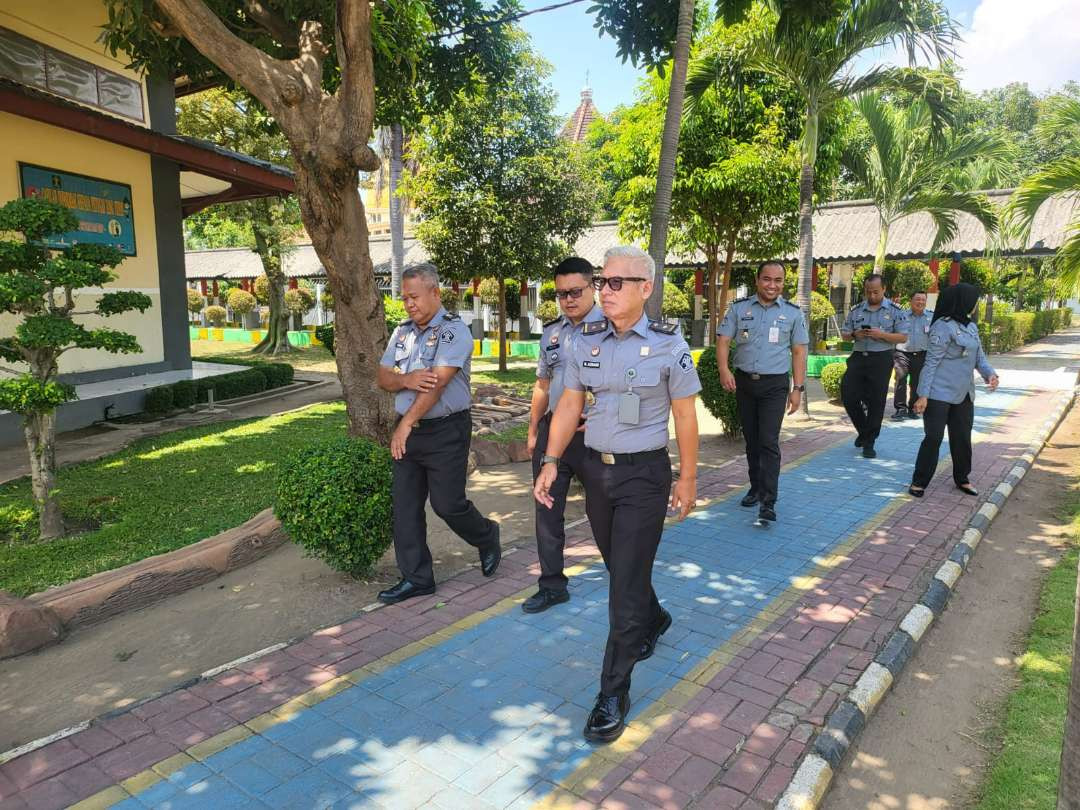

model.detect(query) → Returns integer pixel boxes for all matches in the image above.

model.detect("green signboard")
[18,163,136,255]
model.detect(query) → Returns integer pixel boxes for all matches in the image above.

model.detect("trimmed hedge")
[315,324,335,355]
[141,362,294,415]
[275,436,393,577]
[980,307,1073,353]
[821,361,846,400]
[695,345,742,438]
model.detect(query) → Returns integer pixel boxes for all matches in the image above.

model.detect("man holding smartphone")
[840,274,908,458]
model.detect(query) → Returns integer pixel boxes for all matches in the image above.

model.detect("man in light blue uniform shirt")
[891,290,932,421]
[522,256,606,615]
[840,274,909,458]
[534,245,700,744]
[716,261,809,522]
[376,263,501,605]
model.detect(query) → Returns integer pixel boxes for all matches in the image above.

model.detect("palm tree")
[690,0,959,410]
[1007,95,1080,810]
[374,124,421,300]
[845,92,1009,272]
[645,0,696,320]
[1009,96,1080,301]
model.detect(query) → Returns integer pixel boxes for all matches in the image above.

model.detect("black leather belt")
[735,370,787,381]
[417,410,468,425]
[588,447,668,466]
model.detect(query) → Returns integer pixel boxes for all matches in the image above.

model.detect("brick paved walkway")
[0,370,1072,810]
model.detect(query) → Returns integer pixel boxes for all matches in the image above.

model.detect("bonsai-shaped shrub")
[539,280,556,302]
[186,287,204,314]
[226,288,257,315]
[477,277,521,322]
[536,300,559,322]
[695,345,742,438]
[275,437,393,577]
[253,274,271,304]
[320,289,334,311]
[439,287,459,313]
[821,361,846,400]
[0,197,151,539]
[203,305,227,326]
[284,287,315,315]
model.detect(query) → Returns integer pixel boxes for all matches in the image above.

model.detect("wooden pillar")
[199,279,207,296]
[211,279,219,298]
[519,277,530,338]
[928,258,940,293]
[949,258,961,286]
[288,277,299,290]
[811,264,819,293]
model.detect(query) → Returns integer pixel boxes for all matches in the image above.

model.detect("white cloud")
[956,0,1080,92]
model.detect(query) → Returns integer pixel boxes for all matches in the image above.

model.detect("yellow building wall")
[0,3,164,376]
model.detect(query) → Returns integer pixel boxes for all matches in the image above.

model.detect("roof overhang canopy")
[0,79,294,218]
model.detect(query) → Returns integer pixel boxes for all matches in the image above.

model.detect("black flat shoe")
[480,523,501,577]
[638,609,672,661]
[957,483,978,496]
[862,444,877,459]
[740,491,760,508]
[908,485,924,498]
[758,505,777,522]
[377,579,435,604]
[521,588,569,614]
[584,692,629,743]
[854,435,864,448]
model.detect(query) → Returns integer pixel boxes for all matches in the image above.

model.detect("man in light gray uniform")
[523,256,606,614]
[534,246,700,744]
[376,263,501,605]
[891,290,932,421]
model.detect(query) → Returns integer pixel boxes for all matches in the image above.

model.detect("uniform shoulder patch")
[442,312,461,321]
[542,316,562,328]
[581,319,608,335]
[648,320,678,335]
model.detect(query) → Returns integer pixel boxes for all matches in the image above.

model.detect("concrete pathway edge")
[776,385,1079,810]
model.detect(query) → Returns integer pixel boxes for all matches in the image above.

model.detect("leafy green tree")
[176,88,302,355]
[104,0,516,442]
[693,0,960,410]
[662,282,691,318]
[844,92,1008,272]
[1008,95,1080,301]
[186,287,204,314]
[405,39,598,371]
[853,260,935,303]
[0,198,151,539]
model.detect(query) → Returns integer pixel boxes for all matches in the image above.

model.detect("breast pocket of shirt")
[419,341,439,367]
[393,346,411,371]
[630,365,665,400]
[943,335,966,359]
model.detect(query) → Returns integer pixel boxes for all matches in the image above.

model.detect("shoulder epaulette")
[942,316,953,322]
[398,317,412,327]
[542,316,562,328]
[581,319,608,335]
[732,295,751,304]
[443,312,461,321]
[648,320,678,335]
[782,299,802,310]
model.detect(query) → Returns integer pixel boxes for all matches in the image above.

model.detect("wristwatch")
[541,454,561,465]
[792,384,805,392]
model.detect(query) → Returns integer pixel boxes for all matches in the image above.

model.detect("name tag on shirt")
[768,327,780,344]
[618,392,640,424]
[924,325,929,333]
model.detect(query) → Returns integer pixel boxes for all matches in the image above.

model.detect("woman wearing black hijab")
[909,283,1000,497]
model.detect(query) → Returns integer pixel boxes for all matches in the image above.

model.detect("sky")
[521,0,1080,118]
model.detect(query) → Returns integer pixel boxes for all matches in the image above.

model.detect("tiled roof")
[560,87,600,143]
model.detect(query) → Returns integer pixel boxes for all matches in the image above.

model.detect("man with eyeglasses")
[534,245,701,743]
[523,256,606,614]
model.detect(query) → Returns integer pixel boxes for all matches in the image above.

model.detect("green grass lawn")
[191,340,339,374]
[975,496,1079,810]
[0,402,347,597]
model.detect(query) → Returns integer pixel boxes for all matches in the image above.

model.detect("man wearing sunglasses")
[534,245,701,743]
[523,256,606,615]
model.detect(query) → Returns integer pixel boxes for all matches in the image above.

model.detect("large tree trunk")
[705,245,719,346]
[1060,555,1080,809]
[25,410,63,540]
[644,0,695,320]
[251,218,292,356]
[294,164,395,442]
[796,156,816,417]
[716,237,737,333]
[389,122,405,300]
[497,276,508,373]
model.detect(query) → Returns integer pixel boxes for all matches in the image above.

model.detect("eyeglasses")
[554,287,586,300]
[591,276,648,292]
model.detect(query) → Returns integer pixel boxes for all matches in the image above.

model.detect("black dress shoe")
[908,485,925,498]
[854,435,864,448]
[740,491,760,508]
[758,505,777,522]
[478,522,501,577]
[957,483,979,496]
[521,588,569,614]
[862,444,877,459]
[890,409,907,421]
[638,608,672,661]
[907,410,921,420]
[377,579,435,604]
[584,692,629,743]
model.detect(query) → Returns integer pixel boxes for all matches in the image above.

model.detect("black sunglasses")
[592,276,648,292]
[554,287,586,300]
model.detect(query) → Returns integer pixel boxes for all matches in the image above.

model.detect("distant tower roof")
[561,80,600,143]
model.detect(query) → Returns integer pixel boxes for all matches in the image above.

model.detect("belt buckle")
[600,452,616,465]
[750,373,761,380]
[862,351,869,356]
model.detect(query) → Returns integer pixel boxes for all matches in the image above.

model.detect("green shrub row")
[821,361,847,400]
[978,307,1073,353]
[315,324,335,355]
[695,345,742,438]
[143,363,295,415]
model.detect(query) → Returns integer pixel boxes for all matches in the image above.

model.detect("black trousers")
[392,410,498,587]
[580,449,671,698]
[912,395,975,488]
[531,413,587,592]
[841,350,895,445]
[893,350,926,411]
[734,370,789,507]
